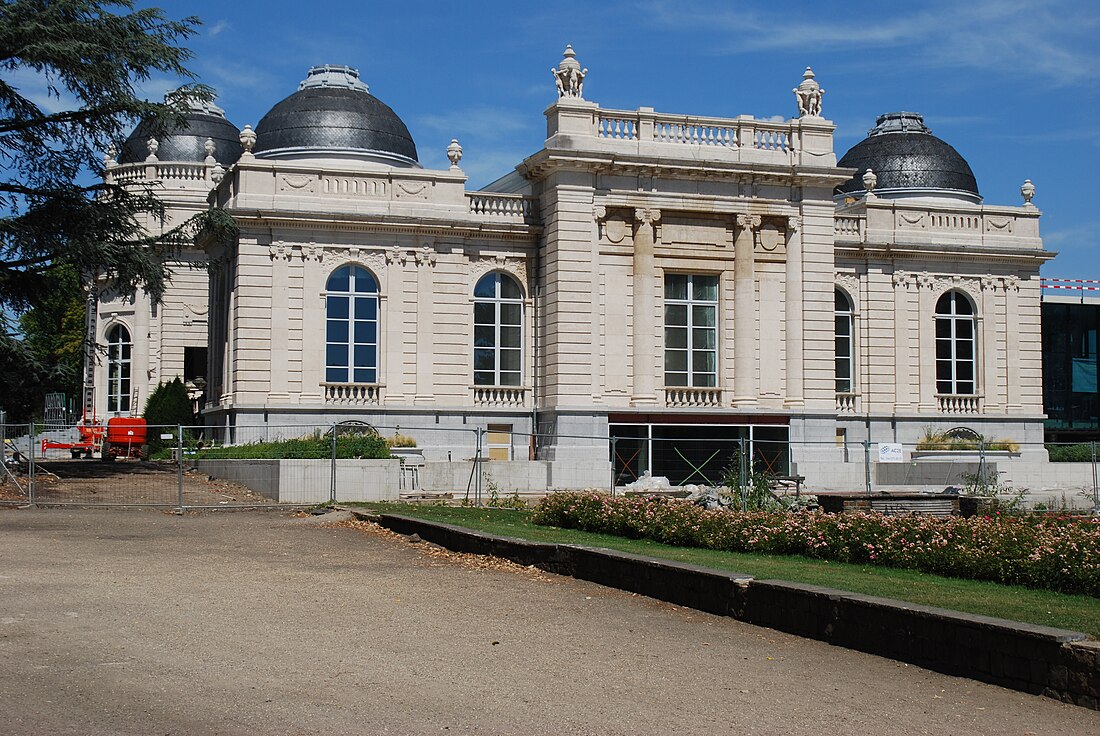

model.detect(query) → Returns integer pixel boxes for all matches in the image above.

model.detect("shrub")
[188,430,390,460]
[385,433,417,448]
[533,492,1100,597]
[1047,443,1097,463]
[143,377,194,451]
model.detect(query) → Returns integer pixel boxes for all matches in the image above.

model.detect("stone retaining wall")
[369,513,1100,710]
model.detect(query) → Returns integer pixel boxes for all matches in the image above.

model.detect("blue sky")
[128,0,1099,277]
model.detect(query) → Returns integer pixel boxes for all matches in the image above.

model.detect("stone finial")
[203,137,216,164]
[1021,179,1036,206]
[145,137,159,161]
[793,66,824,118]
[552,45,587,99]
[239,125,256,156]
[211,163,225,184]
[104,144,118,169]
[446,138,463,169]
[862,168,878,195]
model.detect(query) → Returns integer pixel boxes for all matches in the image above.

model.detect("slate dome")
[836,112,980,203]
[119,99,242,166]
[253,65,419,166]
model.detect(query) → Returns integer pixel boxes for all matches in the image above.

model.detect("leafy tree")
[143,376,193,450]
[0,0,237,421]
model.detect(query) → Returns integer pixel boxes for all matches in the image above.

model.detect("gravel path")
[0,508,1097,735]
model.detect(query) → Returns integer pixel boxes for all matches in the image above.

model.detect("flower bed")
[533,492,1100,597]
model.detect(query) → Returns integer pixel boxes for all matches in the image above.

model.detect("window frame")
[663,273,719,388]
[935,290,978,396]
[473,272,524,387]
[835,288,855,394]
[324,264,379,385]
[106,323,132,414]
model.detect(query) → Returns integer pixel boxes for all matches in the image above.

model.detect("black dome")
[836,112,979,200]
[254,65,418,165]
[120,105,242,166]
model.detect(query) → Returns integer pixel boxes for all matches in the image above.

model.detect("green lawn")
[349,503,1100,638]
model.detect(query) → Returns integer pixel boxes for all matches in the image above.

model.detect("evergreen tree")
[0,1,237,421]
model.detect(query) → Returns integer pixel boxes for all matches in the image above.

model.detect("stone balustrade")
[323,382,382,405]
[472,385,527,407]
[467,193,537,222]
[834,215,865,240]
[596,108,794,154]
[936,394,982,414]
[107,161,216,186]
[664,387,723,408]
[835,392,858,413]
[835,201,1042,249]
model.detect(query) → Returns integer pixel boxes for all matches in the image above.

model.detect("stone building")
[93,50,1052,490]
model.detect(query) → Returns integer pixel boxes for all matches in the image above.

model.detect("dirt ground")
[0,508,1097,736]
[0,459,274,507]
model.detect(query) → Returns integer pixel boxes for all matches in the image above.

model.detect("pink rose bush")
[532,492,1100,597]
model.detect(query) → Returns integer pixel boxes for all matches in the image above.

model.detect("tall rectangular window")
[664,274,718,387]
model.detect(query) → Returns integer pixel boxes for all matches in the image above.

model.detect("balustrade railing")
[108,161,212,185]
[835,393,858,413]
[595,109,793,153]
[664,387,723,408]
[834,215,865,239]
[323,383,382,405]
[936,394,982,414]
[472,386,527,407]
[467,193,537,222]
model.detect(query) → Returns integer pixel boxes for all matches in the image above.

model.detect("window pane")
[937,378,952,394]
[936,360,952,382]
[957,380,974,395]
[835,315,850,338]
[692,327,715,349]
[956,320,973,340]
[665,275,688,300]
[693,276,718,301]
[327,320,348,343]
[500,326,521,348]
[835,290,851,312]
[474,275,496,298]
[327,267,350,292]
[957,340,973,360]
[836,357,851,379]
[665,350,687,372]
[500,303,521,326]
[474,371,495,385]
[665,372,687,386]
[121,345,132,360]
[327,296,349,320]
[499,276,522,300]
[473,302,494,325]
[474,326,495,348]
[665,327,687,349]
[835,336,851,359]
[692,305,716,327]
[353,367,376,383]
[354,320,376,345]
[957,362,974,381]
[954,294,973,315]
[500,349,521,371]
[936,337,952,360]
[327,344,348,368]
[665,304,687,326]
[353,345,375,369]
[354,297,376,320]
[935,293,953,314]
[352,268,377,293]
[836,376,851,393]
[692,350,716,372]
[500,371,521,386]
[326,367,346,383]
[692,372,717,387]
[474,349,495,371]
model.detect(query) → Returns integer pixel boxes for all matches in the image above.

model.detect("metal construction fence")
[2,420,1099,511]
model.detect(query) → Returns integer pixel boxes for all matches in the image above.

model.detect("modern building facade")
[92,50,1053,489]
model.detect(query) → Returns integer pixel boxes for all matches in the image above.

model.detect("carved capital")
[1003,275,1020,292]
[593,205,607,222]
[634,208,661,225]
[892,269,911,289]
[735,213,761,232]
[917,272,936,290]
[385,244,408,266]
[980,275,999,292]
[415,246,437,267]
[786,215,801,233]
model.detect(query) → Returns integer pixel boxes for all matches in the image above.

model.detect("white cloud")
[642,0,1098,87]
[208,19,230,38]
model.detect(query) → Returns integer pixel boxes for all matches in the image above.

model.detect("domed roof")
[253,65,419,166]
[836,112,980,202]
[119,99,242,166]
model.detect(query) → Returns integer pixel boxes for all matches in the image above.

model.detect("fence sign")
[878,443,904,463]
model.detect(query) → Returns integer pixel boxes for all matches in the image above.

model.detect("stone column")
[980,277,1000,413]
[1004,277,1021,411]
[268,243,291,403]
[384,247,408,403]
[892,270,914,412]
[783,216,804,407]
[917,273,936,412]
[733,214,760,407]
[630,208,660,406]
[414,246,437,405]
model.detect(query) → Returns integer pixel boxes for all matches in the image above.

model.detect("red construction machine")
[101,417,148,461]
[40,419,105,459]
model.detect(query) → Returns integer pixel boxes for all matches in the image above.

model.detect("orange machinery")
[40,418,105,459]
[101,417,148,461]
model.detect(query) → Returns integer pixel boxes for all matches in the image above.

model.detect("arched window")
[473,273,523,386]
[106,324,132,414]
[936,291,977,395]
[835,289,854,394]
[326,265,378,384]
